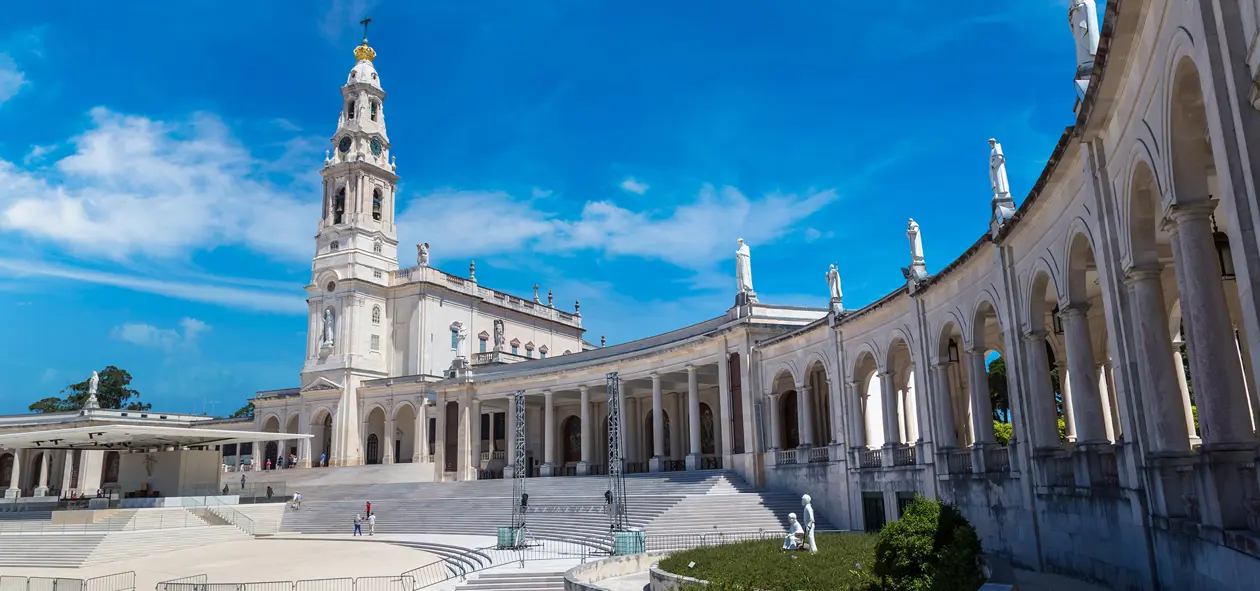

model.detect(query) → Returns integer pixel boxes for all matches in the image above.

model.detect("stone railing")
[893,445,917,466]
[424,454,434,463]
[986,446,1011,472]
[948,449,973,474]
[700,455,723,470]
[776,449,798,465]
[479,451,490,461]
[858,448,882,469]
[808,446,830,464]
[1044,455,1076,488]
[1091,448,1120,487]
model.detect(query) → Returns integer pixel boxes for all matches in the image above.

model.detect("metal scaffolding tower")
[507,389,531,547]
[606,372,629,532]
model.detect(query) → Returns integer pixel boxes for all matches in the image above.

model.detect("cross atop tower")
[360,15,372,43]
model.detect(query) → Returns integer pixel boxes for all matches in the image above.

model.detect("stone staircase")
[279,470,816,552]
[0,525,249,567]
[454,572,565,590]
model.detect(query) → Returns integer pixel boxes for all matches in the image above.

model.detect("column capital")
[876,371,893,378]
[933,361,952,369]
[1058,303,1089,317]
[964,348,984,357]
[1167,200,1218,222]
[685,364,696,373]
[1021,329,1047,342]
[1123,265,1163,284]
[579,384,589,393]
[795,383,809,393]
[649,372,660,380]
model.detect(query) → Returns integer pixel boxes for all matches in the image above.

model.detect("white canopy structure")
[0,425,311,451]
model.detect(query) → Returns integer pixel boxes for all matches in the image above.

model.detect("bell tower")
[302,20,397,467]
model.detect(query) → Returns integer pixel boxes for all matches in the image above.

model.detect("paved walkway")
[596,571,650,591]
[0,536,438,591]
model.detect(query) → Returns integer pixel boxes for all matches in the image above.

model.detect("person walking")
[368,512,376,536]
[320,452,327,467]
[353,513,362,536]
[240,473,246,490]
[266,486,274,501]
[292,491,302,510]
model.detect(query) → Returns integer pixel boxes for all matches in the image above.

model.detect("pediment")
[301,377,344,393]
[478,330,490,340]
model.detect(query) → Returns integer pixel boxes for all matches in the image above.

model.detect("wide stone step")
[456,573,565,591]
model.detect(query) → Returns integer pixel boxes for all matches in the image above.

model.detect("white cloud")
[320,0,377,43]
[22,144,54,165]
[0,258,305,314]
[619,177,649,195]
[0,53,26,106]
[398,185,837,273]
[0,107,319,261]
[111,317,211,351]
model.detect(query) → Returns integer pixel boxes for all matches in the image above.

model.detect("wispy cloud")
[319,0,377,44]
[22,144,54,165]
[0,107,320,261]
[619,177,650,195]
[397,185,838,274]
[0,258,305,314]
[0,53,26,107]
[112,317,211,351]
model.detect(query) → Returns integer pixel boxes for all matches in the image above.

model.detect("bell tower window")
[347,100,356,119]
[370,101,379,121]
[372,188,383,221]
[333,187,346,224]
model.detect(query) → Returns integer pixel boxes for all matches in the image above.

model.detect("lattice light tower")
[508,389,531,547]
[606,372,629,532]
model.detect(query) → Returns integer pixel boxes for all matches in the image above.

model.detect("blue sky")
[0,1,1093,415]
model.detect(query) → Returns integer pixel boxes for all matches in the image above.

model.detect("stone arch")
[561,414,582,464]
[937,318,969,447]
[394,402,417,463]
[1062,230,1123,442]
[364,405,387,464]
[851,348,882,448]
[802,355,832,447]
[884,327,917,369]
[765,362,800,395]
[1025,269,1066,448]
[260,414,281,434]
[0,453,12,489]
[770,370,799,450]
[886,335,918,444]
[968,293,1005,352]
[392,400,418,421]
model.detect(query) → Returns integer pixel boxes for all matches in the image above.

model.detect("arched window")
[372,305,381,325]
[373,240,382,254]
[330,240,340,252]
[370,100,379,121]
[347,100,356,119]
[333,188,346,224]
[372,188,383,221]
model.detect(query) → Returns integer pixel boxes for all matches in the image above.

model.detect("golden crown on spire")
[354,41,376,62]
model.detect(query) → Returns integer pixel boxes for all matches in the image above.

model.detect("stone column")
[896,389,908,444]
[717,355,734,465]
[880,372,901,446]
[933,363,958,448]
[1023,331,1060,449]
[626,396,639,464]
[61,451,76,493]
[1096,362,1116,442]
[470,398,481,473]
[686,366,701,470]
[541,391,555,476]
[1124,267,1193,451]
[434,399,447,477]
[504,395,517,478]
[5,449,21,498]
[413,404,428,463]
[383,415,396,465]
[457,395,471,480]
[1059,305,1109,444]
[848,381,866,448]
[34,452,50,497]
[650,374,664,472]
[578,386,591,475]
[1171,334,1199,443]
[670,392,683,462]
[1169,203,1254,445]
[966,351,995,444]
[798,384,814,448]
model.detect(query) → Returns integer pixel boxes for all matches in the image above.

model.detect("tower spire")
[354,16,377,62]
[360,15,372,44]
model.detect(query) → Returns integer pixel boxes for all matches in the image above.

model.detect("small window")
[370,334,380,352]
[540,351,547,359]
[480,340,487,353]
[370,101,379,121]
[451,329,459,350]
[373,269,382,278]
[373,241,382,254]
[526,350,533,358]
[372,188,383,221]
[347,101,356,119]
[326,282,336,292]
[372,306,381,325]
[511,346,519,355]
[563,350,571,355]
[330,240,340,252]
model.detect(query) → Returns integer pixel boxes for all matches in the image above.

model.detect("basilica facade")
[12,0,1254,588]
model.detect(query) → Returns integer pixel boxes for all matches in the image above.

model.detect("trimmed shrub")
[871,496,985,591]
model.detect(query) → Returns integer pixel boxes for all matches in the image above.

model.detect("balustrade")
[985,446,1011,473]
[858,448,882,469]
[777,449,798,465]
[807,446,830,464]
[700,456,723,470]
[893,445,917,466]
[1044,455,1076,487]
[947,450,973,474]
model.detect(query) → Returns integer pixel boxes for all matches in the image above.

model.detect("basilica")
[5,1,1260,589]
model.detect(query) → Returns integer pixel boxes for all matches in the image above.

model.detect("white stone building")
[6,2,1260,588]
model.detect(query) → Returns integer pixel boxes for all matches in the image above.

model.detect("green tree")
[987,356,1010,422]
[872,496,985,591]
[230,401,255,419]
[29,366,150,413]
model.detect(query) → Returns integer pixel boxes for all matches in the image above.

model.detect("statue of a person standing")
[735,238,754,294]
[907,219,924,262]
[493,319,505,351]
[802,494,818,554]
[417,242,430,267]
[321,309,335,347]
[84,371,101,410]
[988,138,1011,197]
[826,264,842,302]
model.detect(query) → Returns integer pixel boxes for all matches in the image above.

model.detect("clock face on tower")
[370,138,382,156]
[338,136,352,153]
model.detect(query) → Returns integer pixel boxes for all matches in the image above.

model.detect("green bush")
[992,421,1012,446]
[871,496,985,591]
[658,533,878,590]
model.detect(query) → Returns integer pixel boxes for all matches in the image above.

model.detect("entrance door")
[366,434,380,465]
[394,439,402,463]
[862,492,886,532]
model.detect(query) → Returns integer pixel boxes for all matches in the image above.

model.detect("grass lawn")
[656,532,877,590]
